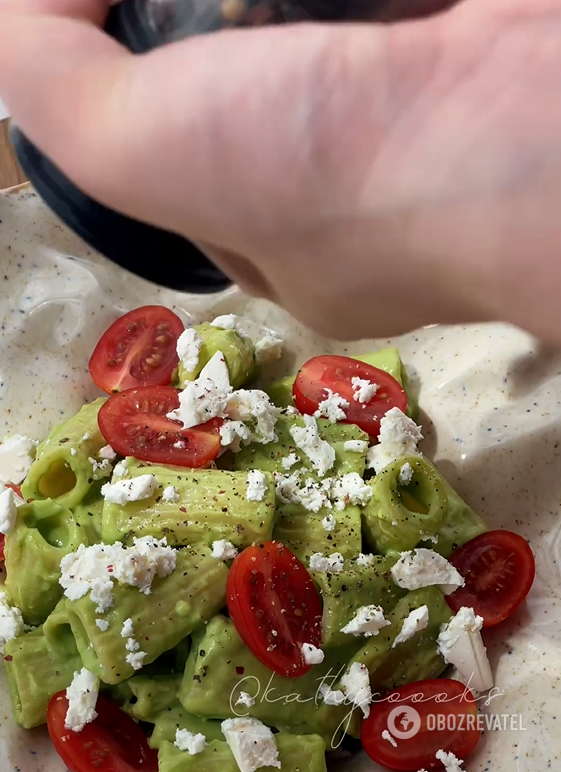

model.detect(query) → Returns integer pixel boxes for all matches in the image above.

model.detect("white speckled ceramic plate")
[1,183,560,772]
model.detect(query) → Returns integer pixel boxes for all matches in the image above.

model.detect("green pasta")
[4,499,88,626]
[122,674,183,723]
[150,704,224,750]
[22,399,109,508]
[3,626,83,729]
[44,547,228,684]
[273,505,362,563]
[101,463,276,548]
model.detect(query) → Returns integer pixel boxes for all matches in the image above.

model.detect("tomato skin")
[47,692,158,772]
[5,483,23,498]
[89,306,184,394]
[446,530,535,628]
[362,679,480,771]
[227,542,323,678]
[98,386,222,468]
[293,355,407,438]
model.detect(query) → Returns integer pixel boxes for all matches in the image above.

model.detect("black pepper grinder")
[11,0,418,292]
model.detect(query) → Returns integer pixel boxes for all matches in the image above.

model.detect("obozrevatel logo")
[386,706,421,740]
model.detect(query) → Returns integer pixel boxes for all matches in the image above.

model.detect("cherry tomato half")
[89,306,184,394]
[293,355,407,438]
[47,691,158,772]
[227,541,323,678]
[446,530,535,627]
[362,679,480,771]
[98,386,222,467]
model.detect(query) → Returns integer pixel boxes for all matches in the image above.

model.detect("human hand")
[0,0,560,343]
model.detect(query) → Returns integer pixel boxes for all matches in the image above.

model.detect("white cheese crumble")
[81,433,91,442]
[0,592,24,653]
[70,448,77,456]
[301,642,325,665]
[211,315,284,365]
[177,327,203,374]
[221,717,281,772]
[0,434,38,484]
[391,549,465,595]
[95,619,109,632]
[343,440,368,453]
[309,552,345,574]
[168,374,231,429]
[341,662,372,718]
[98,445,117,461]
[226,390,280,445]
[246,470,268,502]
[101,475,157,505]
[65,668,99,733]
[435,749,466,772]
[88,457,113,481]
[0,488,17,535]
[121,618,134,638]
[113,458,129,478]
[381,729,398,748]
[314,389,349,423]
[321,514,336,532]
[212,540,239,560]
[351,377,378,404]
[274,471,332,513]
[319,683,346,706]
[399,461,414,485]
[220,420,251,453]
[236,691,256,708]
[341,605,391,638]
[126,651,147,671]
[59,536,177,612]
[356,553,375,567]
[330,473,372,510]
[199,350,232,393]
[175,728,207,755]
[281,453,299,470]
[162,485,179,503]
[437,607,493,692]
[392,605,430,647]
[366,408,423,473]
[289,415,335,477]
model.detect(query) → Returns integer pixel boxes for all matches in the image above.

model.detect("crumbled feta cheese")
[0,434,38,484]
[351,377,378,404]
[301,642,325,665]
[126,651,147,671]
[175,728,207,755]
[88,457,113,481]
[59,536,177,612]
[289,415,335,477]
[95,619,109,632]
[126,638,140,652]
[341,662,372,718]
[391,549,465,595]
[177,328,203,374]
[70,448,77,456]
[246,470,268,502]
[366,408,423,473]
[65,668,99,733]
[309,552,345,573]
[399,462,414,485]
[356,553,375,567]
[381,729,398,748]
[314,389,349,423]
[98,445,117,461]
[343,440,368,453]
[162,485,179,503]
[437,607,493,691]
[168,375,231,429]
[221,717,281,772]
[236,691,256,708]
[0,592,24,653]
[220,420,251,453]
[319,683,346,706]
[330,473,372,510]
[174,440,186,449]
[435,749,465,772]
[0,488,17,535]
[322,514,336,532]
[274,472,332,513]
[392,605,430,647]
[341,605,391,638]
[121,618,134,638]
[226,390,280,445]
[113,458,129,477]
[82,433,91,441]
[212,540,239,560]
[211,315,284,365]
[101,474,157,505]
[281,453,299,471]
[199,350,232,393]
[297,478,332,513]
